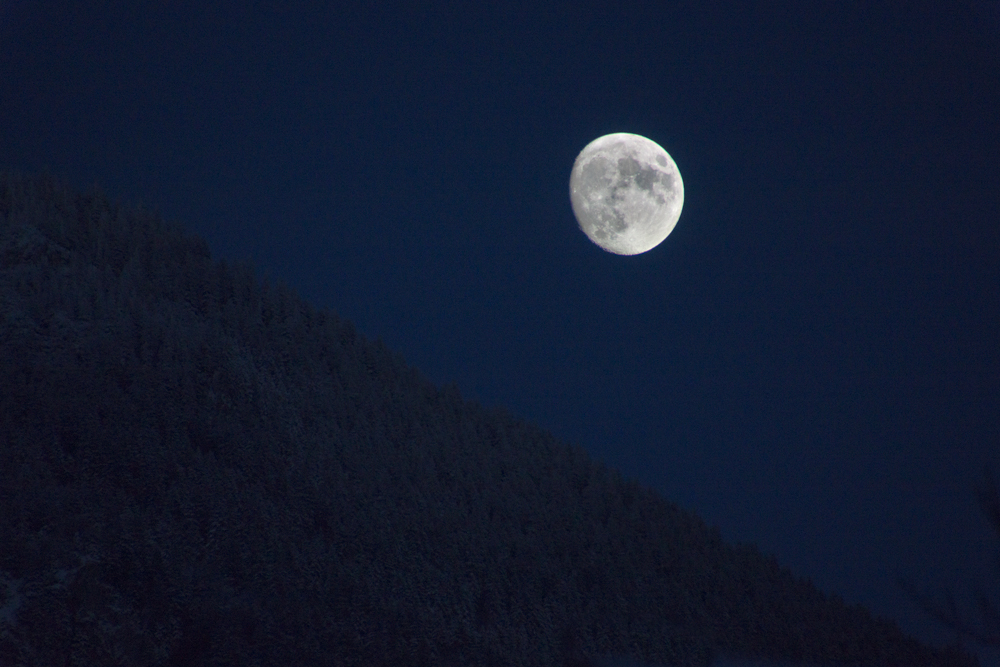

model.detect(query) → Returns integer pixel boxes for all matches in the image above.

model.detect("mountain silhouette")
[0,172,979,666]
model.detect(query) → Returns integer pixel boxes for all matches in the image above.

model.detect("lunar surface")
[569,133,684,255]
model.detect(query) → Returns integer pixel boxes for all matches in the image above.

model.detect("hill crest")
[0,172,978,666]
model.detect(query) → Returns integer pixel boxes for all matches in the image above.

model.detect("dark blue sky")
[3,1,999,664]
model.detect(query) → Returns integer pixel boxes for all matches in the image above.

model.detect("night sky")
[2,1,999,664]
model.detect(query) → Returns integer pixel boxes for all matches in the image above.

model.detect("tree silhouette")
[900,464,1000,648]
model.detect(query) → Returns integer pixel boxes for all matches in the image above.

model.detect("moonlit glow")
[569,133,684,255]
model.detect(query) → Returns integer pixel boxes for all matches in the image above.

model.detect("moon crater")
[570,133,684,255]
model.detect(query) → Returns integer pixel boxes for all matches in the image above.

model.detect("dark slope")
[0,172,977,667]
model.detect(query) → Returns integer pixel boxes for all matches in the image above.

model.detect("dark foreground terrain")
[0,173,978,666]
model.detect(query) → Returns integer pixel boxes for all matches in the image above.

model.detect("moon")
[569,133,684,255]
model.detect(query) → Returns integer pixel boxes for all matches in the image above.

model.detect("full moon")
[569,133,684,255]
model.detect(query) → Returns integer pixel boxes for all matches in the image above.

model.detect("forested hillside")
[0,172,979,666]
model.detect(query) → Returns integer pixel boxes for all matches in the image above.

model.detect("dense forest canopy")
[0,172,980,666]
